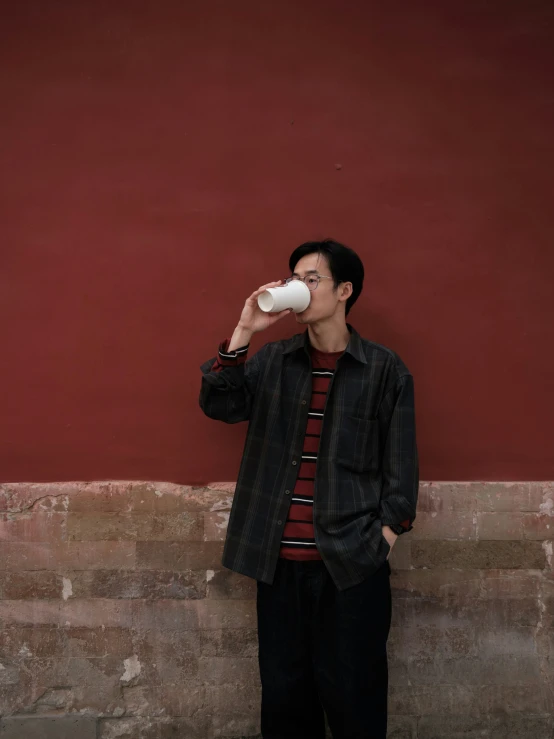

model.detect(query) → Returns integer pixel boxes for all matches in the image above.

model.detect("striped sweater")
[279,346,342,560]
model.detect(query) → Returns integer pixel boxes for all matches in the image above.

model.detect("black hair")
[288,238,364,316]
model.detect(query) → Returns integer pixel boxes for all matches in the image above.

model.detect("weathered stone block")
[0,483,77,513]
[481,569,543,599]
[522,513,554,540]
[206,569,257,600]
[65,482,232,514]
[67,512,204,541]
[0,571,62,599]
[64,627,134,658]
[204,510,230,541]
[136,541,223,570]
[390,684,487,716]
[69,569,206,599]
[0,541,136,571]
[411,540,546,569]
[386,715,418,738]
[59,599,134,628]
[391,588,541,632]
[408,652,543,686]
[392,568,483,603]
[483,684,554,714]
[64,657,125,713]
[196,599,257,630]
[206,682,261,715]
[477,512,523,539]
[98,716,210,739]
[475,482,536,513]
[117,683,207,718]
[417,483,477,513]
[0,626,63,660]
[0,716,97,738]
[197,656,259,685]
[0,658,71,713]
[29,687,75,714]
[388,624,477,664]
[417,713,553,739]
[121,685,161,717]
[0,512,66,542]
[133,630,201,685]
[530,483,554,513]
[410,512,476,540]
[200,628,259,658]
[131,599,200,631]
[135,624,202,653]
[212,713,261,737]
[158,717,212,738]
[0,600,61,627]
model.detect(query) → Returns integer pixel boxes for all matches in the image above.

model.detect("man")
[199,239,418,739]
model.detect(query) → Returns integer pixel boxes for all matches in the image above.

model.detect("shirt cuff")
[210,338,250,372]
[384,519,413,536]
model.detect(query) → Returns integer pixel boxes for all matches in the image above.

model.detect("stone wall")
[0,481,552,738]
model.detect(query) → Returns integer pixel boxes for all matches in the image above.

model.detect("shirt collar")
[282,323,367,364]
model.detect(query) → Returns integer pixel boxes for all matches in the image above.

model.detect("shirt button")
[285,490,291,495]
[278,520,282,525]
[301,400,307,405]
[292,460,297,466]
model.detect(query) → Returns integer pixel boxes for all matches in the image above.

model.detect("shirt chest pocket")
[335,416,380,474]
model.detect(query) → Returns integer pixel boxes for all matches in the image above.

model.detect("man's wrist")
[229,326,254,352]
[386,523,406,536]
[382,525,399,547]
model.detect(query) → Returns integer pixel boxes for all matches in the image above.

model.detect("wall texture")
[0,481,553,738]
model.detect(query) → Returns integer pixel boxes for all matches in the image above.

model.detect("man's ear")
[340,282,353,302]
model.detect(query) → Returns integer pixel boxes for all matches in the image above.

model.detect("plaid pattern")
[199,324,418,591]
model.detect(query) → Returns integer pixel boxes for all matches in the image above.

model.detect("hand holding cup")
[237,281,293,335]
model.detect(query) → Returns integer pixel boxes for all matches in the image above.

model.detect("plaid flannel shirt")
[199,324,418,591]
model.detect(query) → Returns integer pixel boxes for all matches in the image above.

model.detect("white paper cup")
[257,280,311,313]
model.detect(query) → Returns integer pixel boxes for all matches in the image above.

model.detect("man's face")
[290,253,348,324]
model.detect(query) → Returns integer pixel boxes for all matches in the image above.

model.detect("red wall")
[1,0,553,483]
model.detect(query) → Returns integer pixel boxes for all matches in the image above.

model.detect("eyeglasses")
[284,274,333,292]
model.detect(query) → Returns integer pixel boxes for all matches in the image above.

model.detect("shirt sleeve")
[210,339,249,372]
[391,519,413,535]
[377,373,419,533]
[200,338,263,424]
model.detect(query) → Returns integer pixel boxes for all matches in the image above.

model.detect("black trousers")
[256,557,392,739]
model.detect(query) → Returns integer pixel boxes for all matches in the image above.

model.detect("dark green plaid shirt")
[199,324,418,591]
